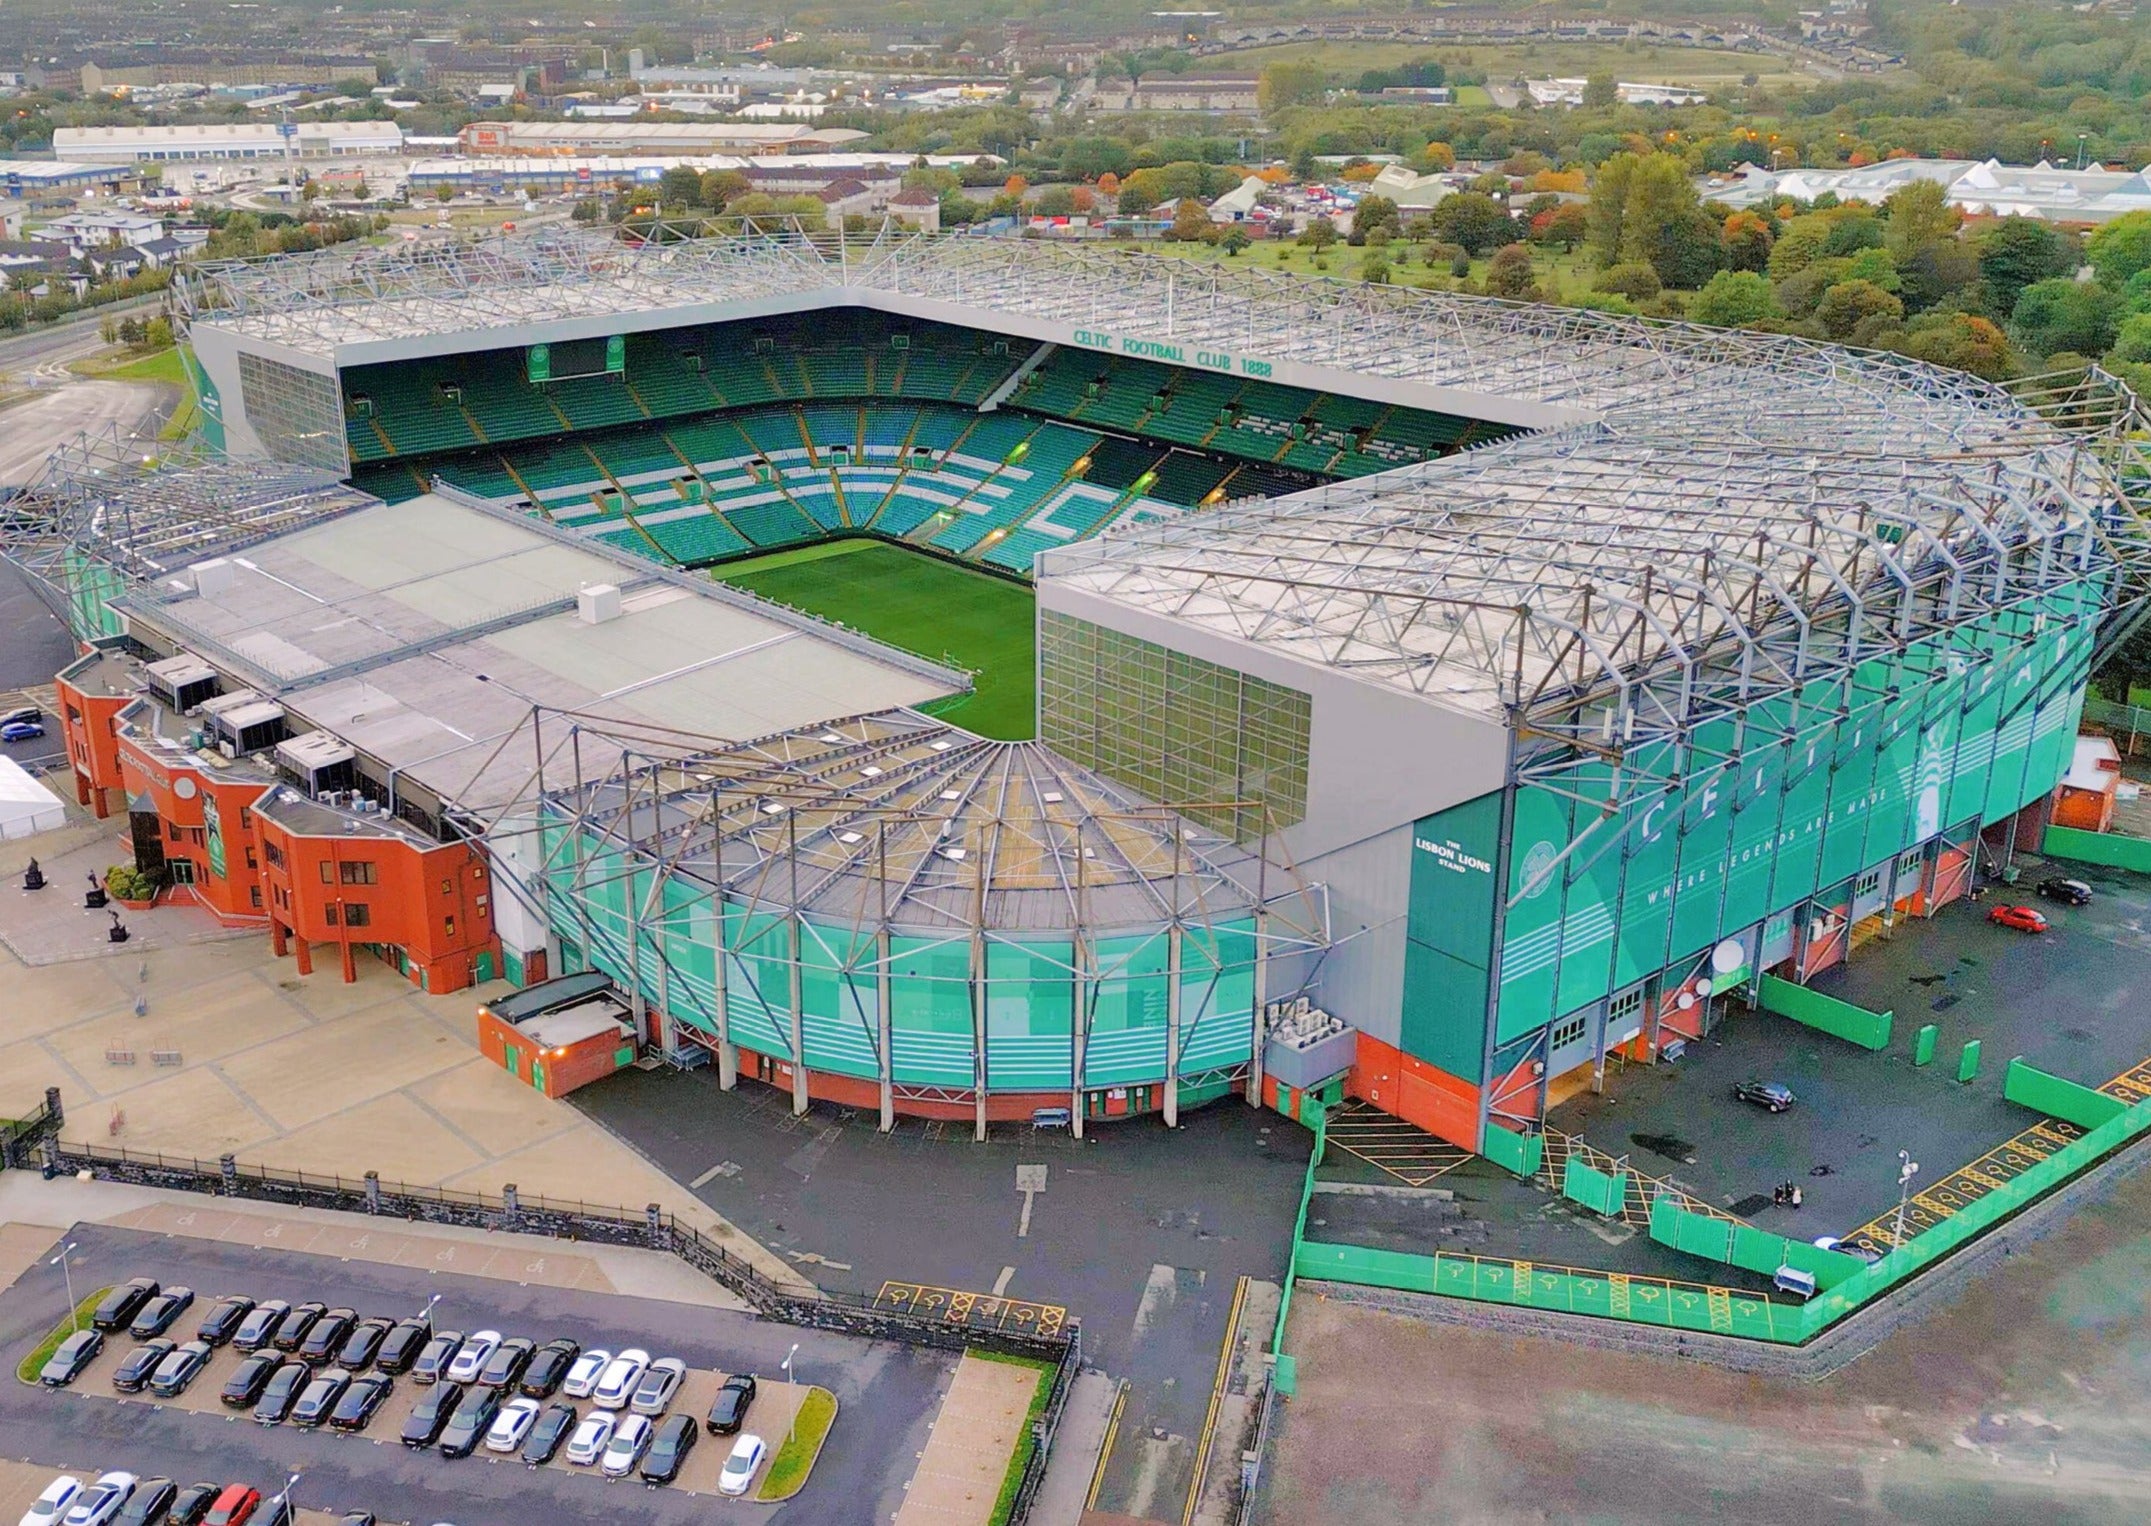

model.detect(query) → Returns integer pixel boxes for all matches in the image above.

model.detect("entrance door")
[530,1059,546,1093]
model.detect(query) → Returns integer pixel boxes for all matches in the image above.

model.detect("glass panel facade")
[237,351,347,473]
[1038,610,1311,839]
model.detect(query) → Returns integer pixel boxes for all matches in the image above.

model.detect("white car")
[599,1413,654,1478]
[561,1347,611,1399]
[718,1434,766,1497]
[591,1347,650,1411]
[485,1396,542,1453]
[628,1356,687,1416]
[17,1476,80,1526]
[445,1329,502,1385]
[564,1410,616,1467]
[61,1474,135,1526]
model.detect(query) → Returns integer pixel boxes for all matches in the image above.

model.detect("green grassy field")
[70,343,201,440]
[1203,39,1820,88]
[712,538,1037,741]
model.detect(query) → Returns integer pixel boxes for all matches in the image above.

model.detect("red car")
[204,1484,259,1525]
[1988,904,2049,933]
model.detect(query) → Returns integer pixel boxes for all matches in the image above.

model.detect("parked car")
[112,1338,176,1394]
[201,1485,259,1526]
[0,705,42,728]
[642,1413,699,1485]
[564,1410,616,1467]
[600,1413,655,1478]
[1988,903,2050,933]
[329,1371,395,1432]
[374,1317,432,1374]
[253,1359,310,1424]
[706,1372,757,1434]
[444,1329,501,1385]
[166,1484,221,1525]
[484,1396,542,1453]
[38,1329,103,1387]
[410,1328,463,1384]
[269,1301,327,1352]
[1733,1080,1796,1113]
[518,1337,580,1398]
[629,1356,686,1416]
[231,1300,289,1353]
[60,1473,135,1526]
[292,1367,353,1427]
[148,1340,215,1397]
[129,1286,195,1339]
[16,1475,80,1526]
[717,1434,767,1497]
[91,1279,159,1332]
[110,1479,176,1526]
[297,1308,357,1364]
[1,720,46,742]
[592,1348,650,1411]
[438,1384,502,1459]
[196,1295,256,1348]
[561,1347,611,1400]
[336,1316,395,1371]
[521,1401,578,1465]
[219,1351,283,1407]
[477,1335,535,1391]
[2037,877,2093,906]
[401,1380,466,1449]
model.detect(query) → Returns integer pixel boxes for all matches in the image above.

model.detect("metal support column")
[1165,921,1183,1128]
[708,785,737,1090]
[876,927,894,1132]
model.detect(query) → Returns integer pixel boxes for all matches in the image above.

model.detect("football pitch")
[712,537,1037,740]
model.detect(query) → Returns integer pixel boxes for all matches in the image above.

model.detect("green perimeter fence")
[1285,1058,2151,1346]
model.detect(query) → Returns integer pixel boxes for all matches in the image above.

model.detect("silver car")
[628,1357,687,1416]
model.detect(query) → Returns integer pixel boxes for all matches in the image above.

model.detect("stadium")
[12,226,2151,1149]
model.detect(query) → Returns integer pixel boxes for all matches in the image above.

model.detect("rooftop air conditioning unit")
[576,582,623,625]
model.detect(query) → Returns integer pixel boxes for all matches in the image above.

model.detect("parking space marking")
[1321,1101,1474,1188]
[874,1280,1067,1337]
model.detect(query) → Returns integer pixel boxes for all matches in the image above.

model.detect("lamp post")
[1894,1150,1920,1248]
[50,1242,80,1331]
[782,1342,800,1444]
[2078,133,2090,172]
[275,1472,300,1521]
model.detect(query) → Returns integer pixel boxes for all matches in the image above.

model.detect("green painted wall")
[1400,792,1501,1077]
[2043,824,2151,873]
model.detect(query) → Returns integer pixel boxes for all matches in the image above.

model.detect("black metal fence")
[0,1088,63,1170]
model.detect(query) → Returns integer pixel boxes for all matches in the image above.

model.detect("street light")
[273,1472,300,1521]
[419,1292,441,1323]
[1894,1150,1920,1248]
[50,1242,80,1331]
[781,1342,800,1444]
[2078,133,2091,172]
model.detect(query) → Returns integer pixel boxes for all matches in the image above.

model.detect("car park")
[522,1401,578,1465]
[60,1473,135,1526]
[437,1385,501,1459]
[518,1337,580,1398]
[592,1348,649,1411]
[196,1296,256,1347]
[336,1316,395,1371]
[561,1347,610,1399]
[297,1308,357,1364]
[444,1330,500,1385]
[39,1329,104,1387]
[166,1484,221,1525]
[629,1356,686,1415]
[201,1485,258,1526]
[148,1341,214,1397]
[476,1335,535,1390]
[400,1380,464,1447]
[410,1329,463,1384]
[110,1479,175,1526]
[252,1360,310,1424]
[230,1301,289,1353]
[128,1287,195,1339]
[2037,877,2093,906]
[16,1476,80,1526]
[373,1317,432,1374]
[270,1301,327,1352]
[641,1413,698,1485]
[1733,1080,1796,1112]
[717,1434,766,1497]
[112,1339,176,1394]
[706,1372,758,1434]
[600,1413,654,1478]
[91,1279,159,1333]
[484,1396,541,1453]
[219,1351,283,1407]
[1988,903,2050,933]
[564,1410,615,1467]
[328,1371,394,1432]
[291,1367,352,1427]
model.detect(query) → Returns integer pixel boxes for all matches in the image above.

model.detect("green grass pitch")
[712,538,1037,740]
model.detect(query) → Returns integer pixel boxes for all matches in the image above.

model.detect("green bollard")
[1914,1024,1938,1067]
[1957,1038,1982,1083]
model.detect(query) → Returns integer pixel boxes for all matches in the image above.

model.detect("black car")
[438,1385,501,1459]
[91,1277,160,1332]
[196,1295,256,1347]
[518,1337,580,1399]
[292,1368,352,1427]
[254,1357,311,1423]
[401,1379,465,1448]
[522,1400,578,1465]
[113,1336,177,1393]
[129,1285,196,1339]
[220,1350,285,1407]
[2037,876,2094,906]
[374,1317,431,1375]
[706,1372,758,1434]
[337,1515,378,1526]
[113,1477,178,1526]
[38,1327,103,1387]
[337,1316,395,1371]
[410,1328,463,1385]
[641,1413,698,1485]
[270,1300,327,1352]
[149,1340,215,1397]
[168,1482,222,1525]
[1733,1080,1796,1113]
[231,1299,290,1353]
[297,1307,357,1364]
[329,1371,395,1433]
[477,1335,536,1391]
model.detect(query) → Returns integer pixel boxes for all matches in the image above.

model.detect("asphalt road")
[0,1224,948,1526]
[0,302,166,386]
[0,381,168,489]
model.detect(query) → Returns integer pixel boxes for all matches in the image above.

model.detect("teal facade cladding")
[1399,792,1503,1078]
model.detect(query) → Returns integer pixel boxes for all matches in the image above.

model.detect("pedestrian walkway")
[895,1351,1044,1526]
[1024,1370,1119,1526]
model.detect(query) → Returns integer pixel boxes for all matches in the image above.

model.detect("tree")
[1689,270,1778,328]
[1003,174,1029,198]
[2009,277,2119,359]
[1416,142,1456,172]
[144,316,171,350]
[1898,312,2017,382]
[1354,193,1401,243]
[1882,179,1956,261]
[699,170,748,209]
[1298,215,1339,253]
[1767,217,1832,280]
[1645,208,1727,290]
[1897,239,1979,315]
[1531,204,1590,252]
[1430,192,1515,256]
[1359,254,1391,285]
[1486,245,1536,299]
[433,184,455,204]
[2087,211,2151,288]
[658,164,704,210]
[1814,279,1904,342]
[1165,200,1216,242]
[1257,61,1327,114]
[1221,227,1251,257]
[1064,139,1133,182]
[1977,218,2076,318]
[1724,212,1773,273]
[1581,72,1619,110]
[1593,262,1662,301]
[1033,185,1077,217]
